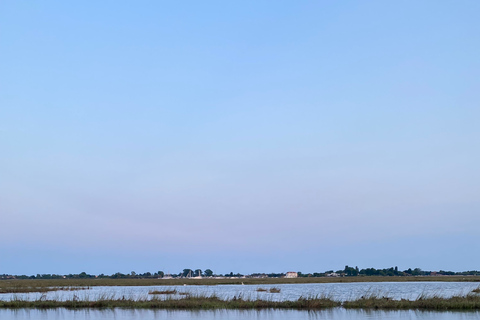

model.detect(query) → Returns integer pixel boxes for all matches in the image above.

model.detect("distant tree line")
[295,266,480,278]
[1,266,479,280]
[0,269,215,280]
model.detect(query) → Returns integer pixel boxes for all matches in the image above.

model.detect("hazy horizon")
[1,1,479,275]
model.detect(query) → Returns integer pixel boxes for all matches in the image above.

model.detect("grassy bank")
[0,295,339,310]
[2,275,480,290]
[0,287,89,294]
[343,294,480,310]
[1,293,480,310]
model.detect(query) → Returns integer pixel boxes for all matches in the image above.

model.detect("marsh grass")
[343,292,480,310]
[0,286,89,294]
[471,287,480,293]
[149,289,177,295]
[2,275,480,289]
[255,287,281,293]
[0,294,339,310]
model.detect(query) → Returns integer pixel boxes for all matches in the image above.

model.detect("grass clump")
[149,289,177,295]
[343,293,480,310]
[255,287,280,293]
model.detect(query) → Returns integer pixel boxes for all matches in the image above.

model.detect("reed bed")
[0,286,89,294]
[149,289,177,295]
[2,276,480,289]
[0,294,339,310]
[343,293,480,310]
[255,287,280,293]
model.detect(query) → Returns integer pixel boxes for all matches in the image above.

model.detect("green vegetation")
[149,289,177,295]
[343,294,480,310]
[254,287,283,293]
[0,295,339,310]
[0,286,89,294]
[1,275,480,293]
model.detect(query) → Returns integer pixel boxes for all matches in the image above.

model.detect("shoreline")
[1,276,480,289]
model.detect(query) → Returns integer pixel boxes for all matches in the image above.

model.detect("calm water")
[1,282,479,302]
[1,309,480,320]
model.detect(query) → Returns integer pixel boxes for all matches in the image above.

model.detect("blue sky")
[1,1,479,275]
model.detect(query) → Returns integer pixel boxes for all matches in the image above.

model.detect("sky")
[1,1,479,276]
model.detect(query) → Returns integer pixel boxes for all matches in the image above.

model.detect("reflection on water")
[1,309,480,320]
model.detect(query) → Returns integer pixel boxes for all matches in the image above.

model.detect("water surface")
[1,282,479,302]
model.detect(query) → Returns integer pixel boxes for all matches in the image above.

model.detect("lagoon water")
[1,309,480,320]
[1,281,479,302]
[2,282,480,319]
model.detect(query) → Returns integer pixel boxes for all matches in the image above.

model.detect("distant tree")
[412,268,423,276]
[158,271,165,278]
[204,269,213,277]
[112,272,126,278]
[182,269,193,277]
[344,265,358,276]
[267,273,284,278]
[194,269,203,277]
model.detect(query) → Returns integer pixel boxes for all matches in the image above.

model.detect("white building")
[285,271,298,278]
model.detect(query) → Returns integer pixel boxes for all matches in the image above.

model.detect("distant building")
[285,272,298,278]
